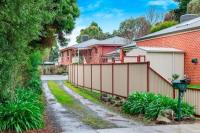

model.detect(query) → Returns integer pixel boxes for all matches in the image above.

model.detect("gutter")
[135,26,200,41]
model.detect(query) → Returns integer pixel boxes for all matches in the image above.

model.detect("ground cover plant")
[48,81,116,129]
[0,88,44,132]
[122,92,195,120]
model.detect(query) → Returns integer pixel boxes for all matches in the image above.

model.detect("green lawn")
[64,81,101,104]
[48,81,116,129]
[188,84,200,89]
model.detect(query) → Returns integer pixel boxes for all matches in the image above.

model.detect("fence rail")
[68,63,200,116]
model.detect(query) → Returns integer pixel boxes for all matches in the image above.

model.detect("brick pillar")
[120,49,125,63]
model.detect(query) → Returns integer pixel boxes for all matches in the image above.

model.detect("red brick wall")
[137,30,200,84]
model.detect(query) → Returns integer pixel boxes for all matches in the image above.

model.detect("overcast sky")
[67,0,178,46]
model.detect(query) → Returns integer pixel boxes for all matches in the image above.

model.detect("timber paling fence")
[68,62,200,116]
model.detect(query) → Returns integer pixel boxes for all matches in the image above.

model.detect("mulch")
[27,113,62,133]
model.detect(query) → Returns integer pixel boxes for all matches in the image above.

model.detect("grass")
[188,84,200,89]
[64,81,101,104]
[64,81,150,125]
[47,81,116,129]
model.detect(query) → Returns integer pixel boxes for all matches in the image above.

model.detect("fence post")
[147,62,150,92]
[127,63,129,97]
[77,64,78,86]
[112,63,114,96]
[72,65,74,84]
[173,89,176,99]
[83,64,85,88]
[91,64,92,91]
[100,64,102,95]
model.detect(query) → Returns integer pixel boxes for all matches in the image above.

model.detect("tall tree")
[113,17,151,40]
[187,0,200,15]
[171,0,192,21]
[145,7,164,25]
[0,0,79,101]
[76,22,112,43]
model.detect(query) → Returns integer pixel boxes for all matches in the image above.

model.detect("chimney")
[80,35,89,42]
[180,14,198,23]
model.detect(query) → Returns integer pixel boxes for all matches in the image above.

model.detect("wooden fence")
[68,62,200,116]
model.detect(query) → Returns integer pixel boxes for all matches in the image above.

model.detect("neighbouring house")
[125,46,184,81]
[59,36,130,65]
[134,16,200,84]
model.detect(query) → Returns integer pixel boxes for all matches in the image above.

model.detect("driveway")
[41,75,200,133]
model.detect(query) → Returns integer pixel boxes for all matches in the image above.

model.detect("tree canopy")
[187,0,200,15]
[113,17,151,40]
[76,22,113,43]
[171,0,192,21]
[0,0,79,101]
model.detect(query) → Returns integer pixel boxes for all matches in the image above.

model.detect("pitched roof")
[138,46,184,53]
[96,36,130,46]
[71,39,99,49]
[136,17,200,41]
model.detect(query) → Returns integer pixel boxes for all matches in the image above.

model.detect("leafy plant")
[0,88,44,132]
[151,21,178,33]
[122,92,195,120]
[172,74,180,81]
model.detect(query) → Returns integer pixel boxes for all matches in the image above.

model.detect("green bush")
[122,92,195,120]
[0,88,44,132]
[151,21,178,33]
[27,51,42,94]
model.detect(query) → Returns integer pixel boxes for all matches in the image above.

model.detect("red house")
[60,36,130,65]
[135,17,200,84]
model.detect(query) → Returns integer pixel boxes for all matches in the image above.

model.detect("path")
[42,75,200,133]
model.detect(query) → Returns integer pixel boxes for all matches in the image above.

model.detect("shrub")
[122,92,195,120]
[0,88,44,132]
[150,21,178,33]
[26,51,42,94]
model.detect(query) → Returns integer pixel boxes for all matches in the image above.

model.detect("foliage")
[150,21,178,33]
[122,92,195,120]
[0,88,44,132]
[0,0,79,101]
[187,84,200,89]
[172,74,180,81]
[113,17,151,40]
[187,0,200,15]
[26,51,42,94]
[0,0,79,132]
[49,45,59,62]
[76,22,113,43]
[170,0,192,21]
[0,0,49,102]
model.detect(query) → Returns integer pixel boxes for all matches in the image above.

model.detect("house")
[134,17,200,84]
[59,36,130,65]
